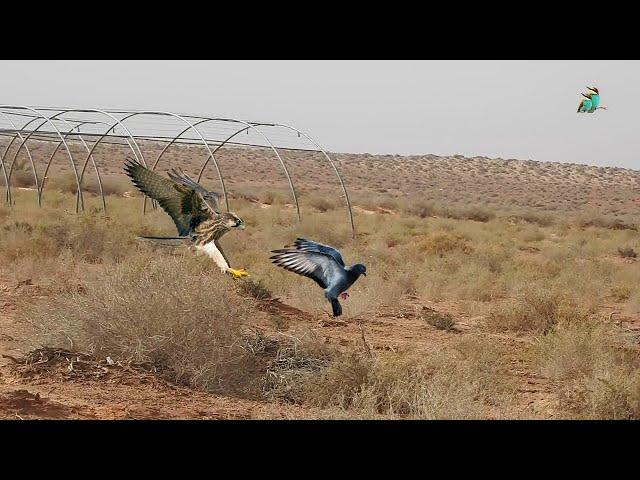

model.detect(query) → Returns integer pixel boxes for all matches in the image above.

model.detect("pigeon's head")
[587,86,599,95]
[351,263,367,277]
[220,212,245,230]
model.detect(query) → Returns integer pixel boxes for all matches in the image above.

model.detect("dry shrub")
[25,254,268,398]
[610,285,632,302]
[578,213,637,231]
[618,247,637,259]
[534,321,640,419]
[419,232,473,256]
[510,211,555,227]
[0,213,136,264]
[403,202,494,223]
[263,329,334,403]
[9,169,37,188]
[45,173,80,195]
[422,309,456,331]
[260,189,287,205]
[307,196,338,213]
[486,288,588,333]
[237,278,273,301]
[405,200,437,219]
[449,205,495,223]
[45,173,128,197]
[284,338,514,419]
[3,158,36,188]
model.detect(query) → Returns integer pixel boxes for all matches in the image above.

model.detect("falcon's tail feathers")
[330,298,342,317]
[136,236,190,247]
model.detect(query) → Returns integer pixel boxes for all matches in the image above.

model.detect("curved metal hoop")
[114,111,231,216]
[144,117,213,214]
[0,106,355,238]
[1,119,38,205]
[39,109,147,215]
[0,107,84,210]
[191,119,301,222]
[37,119,107,214]
[270,123,356,238]
[0,112,40,205]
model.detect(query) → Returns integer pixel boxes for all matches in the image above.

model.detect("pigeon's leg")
[339,291,350,300]
[328,297,342,317]
[226,268,250,279]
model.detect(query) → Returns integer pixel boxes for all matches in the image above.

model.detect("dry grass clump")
[509,210,555,227]
[534,321,640,419]
[577,213,637,231]
[421,309,456,331]
[9,170,37,188]
[610,285,632,302]
[262,329,335,403]
[306,195,339,213]
[402,201,494,223]
[445,205,495,223]
[282,337,514,419]
[46,173,129,197]
[418,232,473,256]
[237,278,273,301]
[0,213,137,264]
[404,200,437,219]
[25,254,268,398]
[486,288,589,333]
[618,247,637,259]
[1,158,36,188]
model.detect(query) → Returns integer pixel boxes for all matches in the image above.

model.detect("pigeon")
[270,238,367,317]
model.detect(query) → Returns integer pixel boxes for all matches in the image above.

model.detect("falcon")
[270,238,367,317]
[123,159,249,279]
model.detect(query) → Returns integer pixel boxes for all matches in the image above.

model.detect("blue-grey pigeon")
[270,238,367,317]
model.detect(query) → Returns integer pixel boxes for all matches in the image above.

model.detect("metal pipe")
[0,109,83,210]
[270,123,356,238]
[0,113,40,205]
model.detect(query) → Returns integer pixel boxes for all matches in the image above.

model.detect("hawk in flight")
[124,159,249,279]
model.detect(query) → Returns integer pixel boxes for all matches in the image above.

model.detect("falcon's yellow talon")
[226,268,250,279]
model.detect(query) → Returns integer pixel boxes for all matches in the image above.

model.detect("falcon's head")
[219,212,245,230]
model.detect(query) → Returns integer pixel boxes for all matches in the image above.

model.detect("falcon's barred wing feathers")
[123,159,207,236]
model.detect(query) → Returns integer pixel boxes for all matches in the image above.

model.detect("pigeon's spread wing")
[270,248,344,290]
[123,159,207,236]
[291,238,345,267]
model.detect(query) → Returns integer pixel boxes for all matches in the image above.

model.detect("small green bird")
[578,86,607,114]
[577,92,593,113]
[586,86,600,112]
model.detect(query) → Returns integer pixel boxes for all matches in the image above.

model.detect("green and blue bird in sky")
[577,86,606,113]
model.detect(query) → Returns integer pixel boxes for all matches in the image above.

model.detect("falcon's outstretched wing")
[123,159,209,236]
[270,245,345,290]
[167,167,221,212]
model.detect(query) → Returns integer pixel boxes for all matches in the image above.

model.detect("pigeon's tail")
[136,236,190,247]
[330,298,342,317]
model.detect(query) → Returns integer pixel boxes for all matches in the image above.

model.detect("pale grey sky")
[1,60,638,168]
